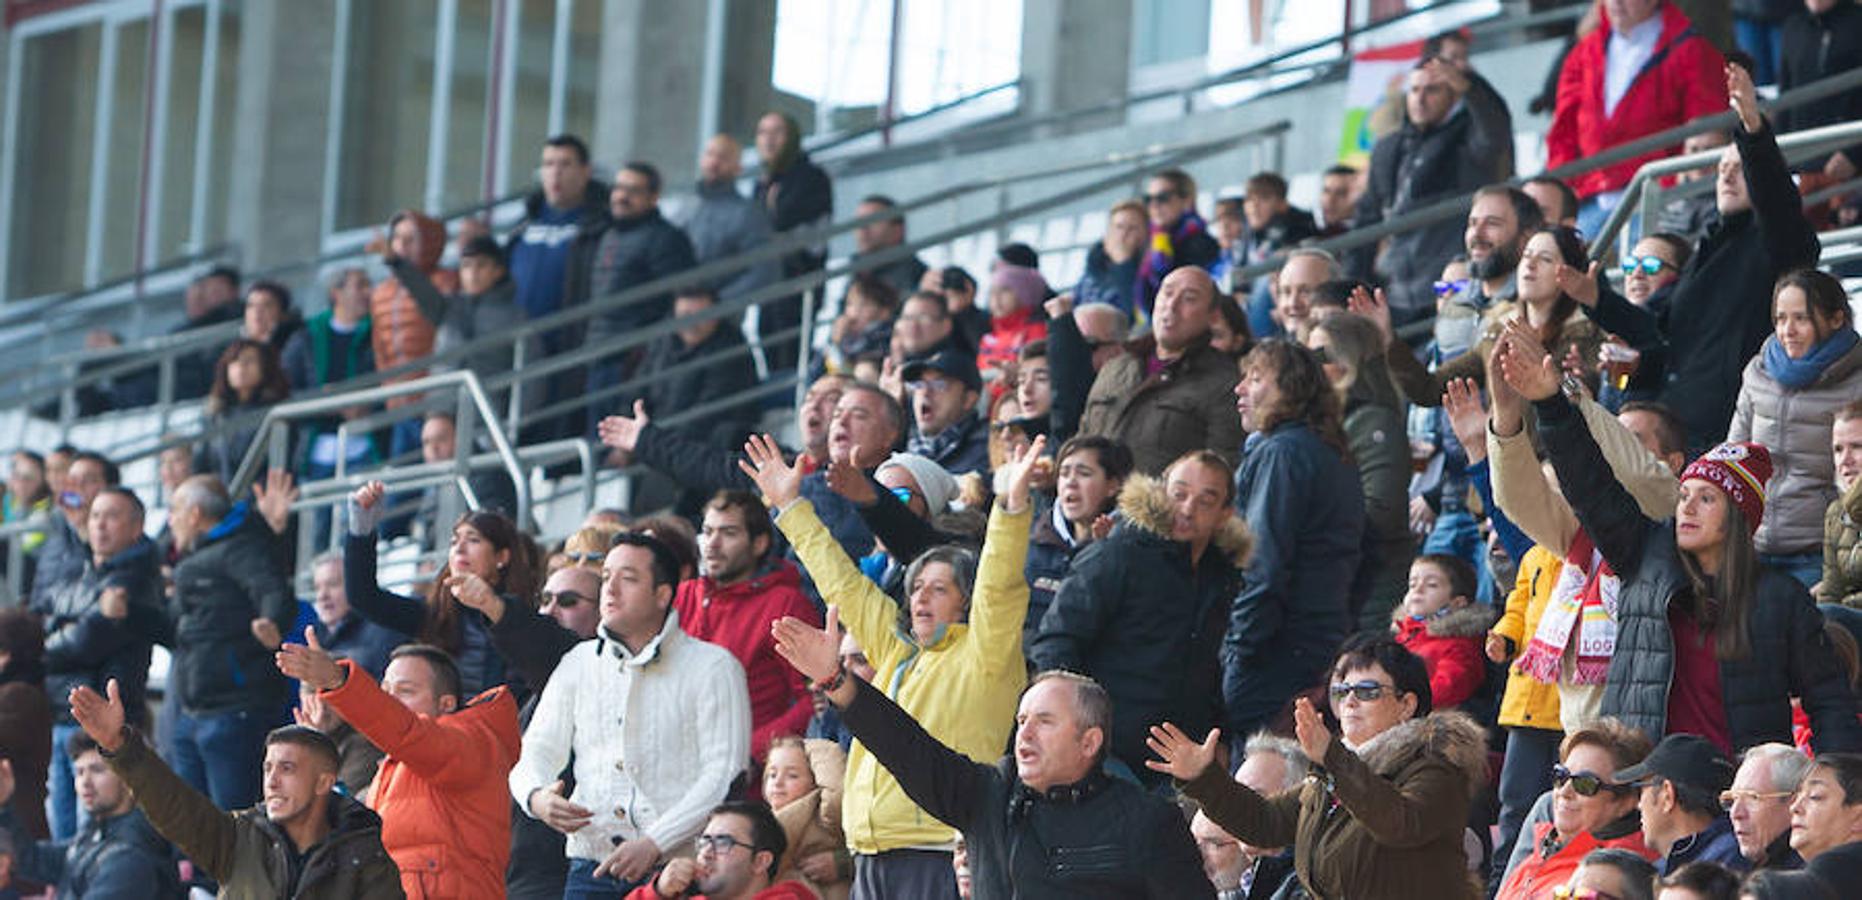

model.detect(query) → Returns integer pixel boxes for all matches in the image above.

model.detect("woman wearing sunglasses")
[1496,323,1862,757]
[1149,636,1490,899]
[1497,719,1655,897]
[1727,269,1862,590]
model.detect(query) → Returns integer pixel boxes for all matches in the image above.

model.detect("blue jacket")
[1658,815,1747,876]
[0,803,183,899]
[1226,422,1364,703]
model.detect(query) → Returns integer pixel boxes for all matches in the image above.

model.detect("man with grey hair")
[305,552,403,679]
[1272,249,1341,345]
[1729,742,1812,871]
[1191,733,1308,899]
[162,474,295,810]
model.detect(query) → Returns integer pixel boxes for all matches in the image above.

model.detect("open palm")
[738,433,804,507]
[1144,722,1219,782]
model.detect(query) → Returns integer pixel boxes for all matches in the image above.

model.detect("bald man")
[683,133,780,304]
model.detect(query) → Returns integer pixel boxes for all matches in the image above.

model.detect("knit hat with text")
[1678,442,1772,534]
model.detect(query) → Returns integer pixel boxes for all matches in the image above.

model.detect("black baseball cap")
[1613,734,1735,793]
[900,349,982,394]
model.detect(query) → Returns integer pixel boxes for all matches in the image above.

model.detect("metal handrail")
[226,370,529,527]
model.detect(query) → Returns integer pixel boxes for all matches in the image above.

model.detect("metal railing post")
[794,286,816,413]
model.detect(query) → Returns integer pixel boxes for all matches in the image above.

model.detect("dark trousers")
[562,858,650,899]
[850,849,959,900]
[163,700,274,810]
[1490,726,1561,894]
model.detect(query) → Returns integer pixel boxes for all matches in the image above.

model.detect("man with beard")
[675,492,821,767]
[1434,185,1542,361]
[626,803,814,900]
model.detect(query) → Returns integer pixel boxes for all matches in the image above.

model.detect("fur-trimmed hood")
[1391,602,1499,639]
[1115,473,1253,568]
[1351,709,1490,797]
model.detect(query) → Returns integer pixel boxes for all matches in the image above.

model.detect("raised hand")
[1441,378,1489,466]
[1089,514,1116,542]
[253,469,300,535]
[737,433,804,509]
[597,400,651,454]
[1484,340,1525,437]
[528,779,594,835]
[276,626,346,692]
[998,434,1049,513]
[1495,323,1561,402]
[825,457,878,507]
[1554,261,1602,309]
[1347,284,1394,348]
[772,606,844,687]
[1727,62,1762,133]
[250,618,283,651]
[878,355,904,401]
[295,685,337,732]
[1044,293,1076,322]
[1143,722,1220,782]
[69,679,127,753]
[348,480,389,536]
[446,572,506,623]
[1293,696,1334,763]
[1423,56,1469,95]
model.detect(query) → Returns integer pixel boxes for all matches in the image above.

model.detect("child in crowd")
[1391,552,1493,710]
[978,264,1048,390]
[824,276,898,377]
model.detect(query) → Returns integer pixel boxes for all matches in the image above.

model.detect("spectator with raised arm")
[345,480,540,696]
[1547,0,1728,237]
[1347,56,1513,326]
[387,234,538,416]
[369,209,454,454]
[163,475,296,812]
[1728,269,1862,588]
[38,486,161,840]
[1497,322,1862,754]
[1226,340,1364,742]
[772,612,1213,898]
[1573,64,1820,453]
[741,432,1046,898]
[508,532,750,898]
[1151,636,1489,900]
[0,731,183,899]
[1029,449,1249,785]
[1079,267,1244,476]
[68,680,401,897]
[279,633,520,898]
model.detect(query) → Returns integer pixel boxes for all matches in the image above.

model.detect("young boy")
[1391,553,1494,709]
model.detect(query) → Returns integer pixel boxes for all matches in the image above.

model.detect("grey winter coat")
[680,179,780,304]
[1727,339,1862,555]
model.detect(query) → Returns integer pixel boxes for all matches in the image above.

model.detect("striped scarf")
[1517,530,1618,686]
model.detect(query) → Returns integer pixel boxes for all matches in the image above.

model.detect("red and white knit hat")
[1679,442,1773,535]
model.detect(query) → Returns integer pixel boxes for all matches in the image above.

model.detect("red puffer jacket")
[321,658,521,900]
[1546,3,1726,200]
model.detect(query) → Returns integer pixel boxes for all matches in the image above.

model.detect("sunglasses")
[541,590,591,609]
[563,551,604,564]
[1432,278,1470,298]
[1551,764,1634,797]
[1620,255,1670,277]
[1144,191,1180,205]
[1327,680,1397,703]
[888,486,916,506]
[1720,789,1794,810]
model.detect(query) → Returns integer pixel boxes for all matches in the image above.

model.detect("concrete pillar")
[224,0,334,271]
[717,0,778,143]
[1018,0,1134,134]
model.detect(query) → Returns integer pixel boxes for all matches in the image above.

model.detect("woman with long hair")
[198,338,292,483]
[343,480,541,695]
[1310,312,1414,625]
[1226,339,1367,741]
[1728,268,1862,588]
[1023,435,1134,650]
[1496,323,1862,755]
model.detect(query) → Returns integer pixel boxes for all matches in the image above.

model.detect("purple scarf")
[1135,210,1209,319]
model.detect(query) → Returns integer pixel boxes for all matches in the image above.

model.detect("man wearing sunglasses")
[1614,734,1745,875]
[627,802,814,900]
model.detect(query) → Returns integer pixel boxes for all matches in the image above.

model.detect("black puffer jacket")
[1780,0,1862,164]
[0,805,184,899]
[40,536,163,725]
[838,676,1215,899]
[168,509,296,716]
[1029,474,1251,783]
[576,208,698,342]
[1534,393,1862,752]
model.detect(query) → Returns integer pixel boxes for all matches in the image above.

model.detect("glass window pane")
[9,25,103,298]
[439,0,494,213]
[156,7,209,264]
[562,0,600,151]
[504,0,558,194]
[334,0,440,230]
[1133,0,1210,67]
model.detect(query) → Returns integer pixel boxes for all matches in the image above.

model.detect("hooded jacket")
[1073,243,1139,315]
[1030,474,1250,783]
[673,560,821,762]
[838,676,1214,899]
[770,738,850,900]
[1392,604,1499,711]
[1534,392,1862,752]
[1079,335,1245,476]
[169,508,296,716]
[41,535,162,725]
[109,729,404,899]
[321,659,521,900]
[1185,710,1491,900]
[0,804,184,899]
[1490,546,1566,731]
[370,210,455,404]
[1546,3,1727,199]
[775,498,1029,855]
[1728,338,1862,555]
[1820,477,1862,607]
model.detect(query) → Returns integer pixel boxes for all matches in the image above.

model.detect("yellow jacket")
[1490,545,1563,731]
[777,499,1029,854]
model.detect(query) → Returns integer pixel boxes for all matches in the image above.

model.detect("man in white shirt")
[510,532,752,898]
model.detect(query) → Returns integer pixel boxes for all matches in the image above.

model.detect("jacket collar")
[1665,815,1735,868]
[197,501,253,549]
[1112,473,1252,569]
[1348,710,1490,795]
[597,607,684,668]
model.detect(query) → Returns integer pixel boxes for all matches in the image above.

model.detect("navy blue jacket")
[0,805,182,899]
[39,536,163,726]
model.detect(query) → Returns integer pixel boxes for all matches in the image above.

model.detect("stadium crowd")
[10,1,1862,897]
